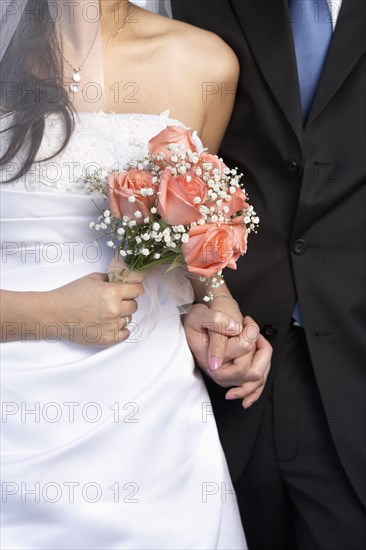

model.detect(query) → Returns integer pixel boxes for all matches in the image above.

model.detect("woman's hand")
[47,273,144,346]
[183,301,272,409]
[1,273,144,346]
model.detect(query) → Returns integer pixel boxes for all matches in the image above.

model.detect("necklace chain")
[62,15,129,93]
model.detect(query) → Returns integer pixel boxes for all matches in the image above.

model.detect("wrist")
[209,294,239,307]
[209,294,242,324]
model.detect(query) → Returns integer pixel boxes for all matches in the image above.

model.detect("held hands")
[45,273,144,346]
[183,300,272,408]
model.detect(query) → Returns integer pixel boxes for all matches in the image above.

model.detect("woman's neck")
[57,0,133,54]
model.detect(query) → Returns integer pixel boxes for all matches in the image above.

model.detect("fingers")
[225,334,273,408]
[223,316,260,362]
[207,332,228,371]
[208,315,258,375]
[200,306,243,371]
[114,282,145,300]
[119,299,138,317]
[121,315,132,329]
[185,304,243,335]
[208,348,256,387]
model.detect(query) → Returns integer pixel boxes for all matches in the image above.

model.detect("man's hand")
[183,304,272,409]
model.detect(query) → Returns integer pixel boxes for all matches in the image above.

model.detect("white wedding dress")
[0,111,247,550]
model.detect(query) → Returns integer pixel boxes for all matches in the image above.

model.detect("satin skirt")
[1,187,247,549]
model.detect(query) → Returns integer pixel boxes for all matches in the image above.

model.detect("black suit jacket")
[172,0,366,508]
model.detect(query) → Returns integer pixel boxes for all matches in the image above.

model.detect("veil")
[0,0,172,64]
[0,0,174,181]
[132,0,172,18]
[0,1,27,63]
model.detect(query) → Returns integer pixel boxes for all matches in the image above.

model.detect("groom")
[171,0,366,548]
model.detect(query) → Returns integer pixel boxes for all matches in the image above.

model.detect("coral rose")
[223,187,249,217]
[182,217,247,278]
[197,153,227,177]
[108,169,156,222]
[205,186,248,218]
[148,126,198,162]
[158,169,207,226]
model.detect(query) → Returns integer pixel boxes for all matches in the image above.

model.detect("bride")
[0,1,248,548]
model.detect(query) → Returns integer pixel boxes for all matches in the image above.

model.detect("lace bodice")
[2,110,196,193]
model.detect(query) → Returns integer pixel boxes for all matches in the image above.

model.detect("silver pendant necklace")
[61,16,129,93]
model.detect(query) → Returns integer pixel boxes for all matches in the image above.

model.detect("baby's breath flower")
[107,241,114,248]
[134,211,142,219]
[154,253,161,260]
[150,207,157,214]
[152,222,160,231]
[141,248,150,256]
[128,196,136,203]
[182,234,189,244]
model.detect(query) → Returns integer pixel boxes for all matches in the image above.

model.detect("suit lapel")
[307,0,366,125]
[229,0,303,142]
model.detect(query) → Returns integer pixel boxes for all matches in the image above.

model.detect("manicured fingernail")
[209,356,222,370]
[226,394,238,400]
[228,320,238,331]
[243,402,253,409]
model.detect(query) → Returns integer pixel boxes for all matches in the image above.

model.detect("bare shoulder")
[136,9,239,82]
[168,20,239,79]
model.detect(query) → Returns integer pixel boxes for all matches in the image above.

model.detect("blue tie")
[289,0,333,118]
[289,0,332,325]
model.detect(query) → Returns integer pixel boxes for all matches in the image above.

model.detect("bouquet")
[85,126,259,301]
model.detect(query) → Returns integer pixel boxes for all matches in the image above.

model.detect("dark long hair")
[0,0,74,182]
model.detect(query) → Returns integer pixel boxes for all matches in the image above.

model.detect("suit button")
[261,324,278,340]
[286,159,299,172]
[292,239,307,255]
